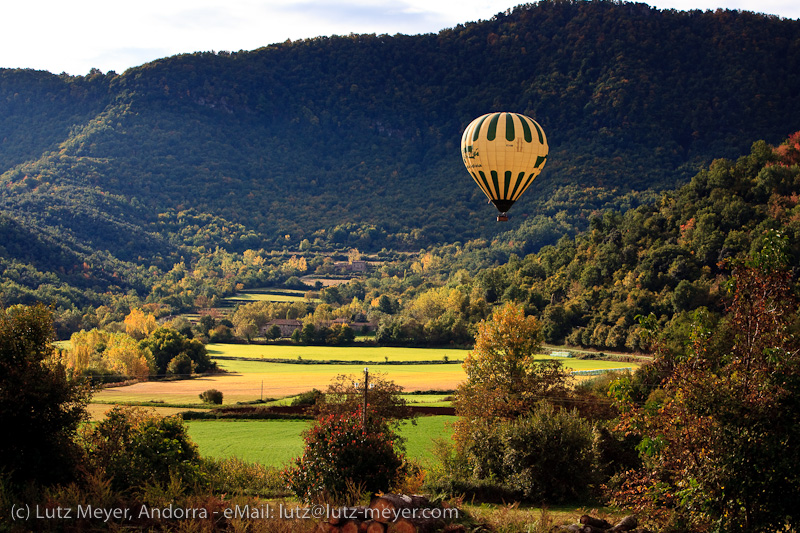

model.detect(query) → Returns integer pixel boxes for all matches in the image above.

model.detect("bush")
[83,406,204,493]
[290,389,322,407]
[464,402,597,503]
[203,457,289,497]
[283,409,405,503]
[499,403,597,503]
[199,389,223,404]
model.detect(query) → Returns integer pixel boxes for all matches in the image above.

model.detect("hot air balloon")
[461,112,548,221]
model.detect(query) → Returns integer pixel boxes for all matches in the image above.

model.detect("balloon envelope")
[461,112,548,216]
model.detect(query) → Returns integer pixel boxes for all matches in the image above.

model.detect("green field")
[224,289,311,304]
[207,343,468,363]
[186,419,309,466]
[185,416,456,467]
[210,344,636,374]
[267,392,453,406]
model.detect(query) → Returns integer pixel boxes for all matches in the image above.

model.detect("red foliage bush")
[283,407,405,503]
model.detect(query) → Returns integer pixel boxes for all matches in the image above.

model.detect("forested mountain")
[2,0,800,319]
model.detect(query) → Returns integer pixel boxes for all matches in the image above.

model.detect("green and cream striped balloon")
[461,112,548,218]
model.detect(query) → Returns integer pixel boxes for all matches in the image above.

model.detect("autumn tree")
[454,302,570,430]
[123,308,158,340]
[612,231,800,532]
[449,302,580,499]
[452,303,571,475]
[66,329,153,380]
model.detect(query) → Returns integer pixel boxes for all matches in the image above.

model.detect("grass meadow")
[206,343,468,362]
[224,289,311,304]
[185,415,456,467]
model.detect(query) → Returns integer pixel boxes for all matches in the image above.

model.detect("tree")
[612,232,800,532]
[453,302,572,484]
[300,323,317,344]
[455,302,570,426]
[166,352,193,376]
[198,314,216,337]
[377,294,395,314]
[139,327,214,376]
[66,329,152,380]
[317,372,413,425]
[266,324,281,340]
[234,316,257,342]
[0,304,91,485]
[123,308,158,340]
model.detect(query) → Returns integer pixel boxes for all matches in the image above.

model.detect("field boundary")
[180,404,456,420]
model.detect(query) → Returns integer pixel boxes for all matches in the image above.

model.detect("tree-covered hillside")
[1,0,800,317]
[420,133,800,350]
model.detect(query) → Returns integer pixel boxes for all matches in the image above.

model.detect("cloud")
[158,5,251,31]
[271,0,448,30]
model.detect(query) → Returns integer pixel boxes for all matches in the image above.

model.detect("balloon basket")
[497,213,509,222]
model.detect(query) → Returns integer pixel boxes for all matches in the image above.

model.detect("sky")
[1,0,798,77]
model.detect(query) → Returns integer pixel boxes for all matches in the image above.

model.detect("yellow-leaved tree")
[453,302,571,452]
[450,303,584,501]
[124,308,158,340]
[456,302,569,423]
[65,329,153,380]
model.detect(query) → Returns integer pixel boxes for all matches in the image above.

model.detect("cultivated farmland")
[92,343,638,406]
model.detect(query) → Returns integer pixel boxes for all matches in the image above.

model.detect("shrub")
[204,457,289,498]
[499,403,597,503]
[199,389,224,404]
[283,409,405,503]
[317,372,412,424]
[462,402,597,503]
[290,389,322,407]
[83,406,203,493]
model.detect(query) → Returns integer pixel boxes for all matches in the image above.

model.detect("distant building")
[350,320,378,333]
[262,319,303,337]
[333,260,368,273]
